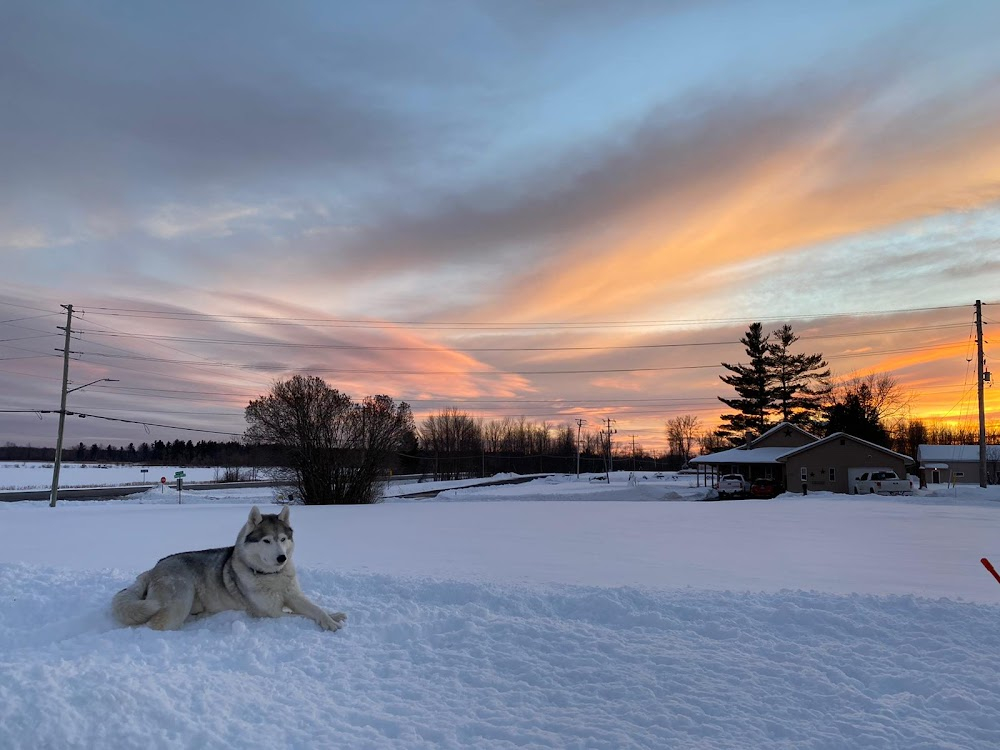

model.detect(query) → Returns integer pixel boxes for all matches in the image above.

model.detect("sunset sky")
[3,0,1000,453]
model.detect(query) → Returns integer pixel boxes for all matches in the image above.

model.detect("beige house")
[691,423,914,494]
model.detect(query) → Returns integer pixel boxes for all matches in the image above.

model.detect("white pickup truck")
[852,470,912,496]
[717,473,750,499]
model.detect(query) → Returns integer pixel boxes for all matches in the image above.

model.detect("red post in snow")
[981,558,1000,586]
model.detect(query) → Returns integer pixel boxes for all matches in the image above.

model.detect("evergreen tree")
[717,323,773,442]
[768,324,831,427]
[824,386,889,445]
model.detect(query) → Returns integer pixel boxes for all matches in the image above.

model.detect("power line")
[0,301,62,315]
[76,302,975,330]
[74,330,741,351]
[92,382,967,401]
[69,339,966,375]
[75,311,276,389]
[69,321,970,352]
[0,313,61,325]
[7,409,243,436]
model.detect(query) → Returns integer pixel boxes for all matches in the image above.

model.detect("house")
[690,423,914,494]
[916,444,1000,485]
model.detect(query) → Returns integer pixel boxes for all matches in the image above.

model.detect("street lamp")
[49,378,120,507]
[67,378,120,395]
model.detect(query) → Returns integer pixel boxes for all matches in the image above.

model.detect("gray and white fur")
[111,506,346,631]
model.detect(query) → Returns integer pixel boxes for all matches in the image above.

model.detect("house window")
[829,467,836,482]
[800,467,808,482]
[764,467,773,480]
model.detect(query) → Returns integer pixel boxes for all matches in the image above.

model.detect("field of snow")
[0,461,226,491]
[3,470,1000,749]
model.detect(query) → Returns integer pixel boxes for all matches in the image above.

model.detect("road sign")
[174,471,186,478]
[160,477,167,484]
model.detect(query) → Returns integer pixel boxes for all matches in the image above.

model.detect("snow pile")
[2,473,1000,748]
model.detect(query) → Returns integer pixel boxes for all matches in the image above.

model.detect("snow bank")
[3,565,1000,749]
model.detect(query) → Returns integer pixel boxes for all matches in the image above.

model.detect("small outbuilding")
[916,444,1000,485]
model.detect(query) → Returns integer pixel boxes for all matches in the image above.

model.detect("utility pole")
[976,300,987,488]
[575,418,586,478]
[603,417,616,481]
[49,304,74,508]
[630,434,638,472]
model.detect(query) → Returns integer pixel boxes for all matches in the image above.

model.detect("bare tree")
[244,375,413,504]
[698,430,729,455]
[665,415,701,464]
[824,372,912,446]
[344,395,416,503]
[419,408,482,480]
[853,372,911,426]
[832,372,911,427]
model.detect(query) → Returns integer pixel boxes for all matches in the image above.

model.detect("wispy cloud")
[3,1,1000,448]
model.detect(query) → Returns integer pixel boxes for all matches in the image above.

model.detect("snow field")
[3,564,1000,749]
[0,462,224,491]
[3,474,1000,748]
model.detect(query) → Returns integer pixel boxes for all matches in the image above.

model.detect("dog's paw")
[319,611,346,631]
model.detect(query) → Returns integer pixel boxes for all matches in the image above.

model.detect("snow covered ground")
[0,461,226,490]
[2,471,1000,749]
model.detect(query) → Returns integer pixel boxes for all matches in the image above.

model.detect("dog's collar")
[246,564,283,576]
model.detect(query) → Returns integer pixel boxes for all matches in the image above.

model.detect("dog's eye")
[263,539,271,544]
[279,536,287,543]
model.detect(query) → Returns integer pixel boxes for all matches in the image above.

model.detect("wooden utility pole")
[49,304,73,508]
[575,418,586,478]
[603,417,616,481]
[976,300,987,488]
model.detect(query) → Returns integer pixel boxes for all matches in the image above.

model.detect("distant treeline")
[0,437,669,477]
[0,439,283,466]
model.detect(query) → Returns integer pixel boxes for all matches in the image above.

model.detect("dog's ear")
[278,506,290,524]
[248,506,263,527]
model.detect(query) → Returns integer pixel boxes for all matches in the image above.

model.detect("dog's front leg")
[284,592,346,631]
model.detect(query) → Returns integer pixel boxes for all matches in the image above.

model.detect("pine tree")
[824,385,889,445]
[717,322,773,442]
[768,324,831,427]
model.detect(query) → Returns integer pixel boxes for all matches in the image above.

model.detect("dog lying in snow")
[112,506,346,632]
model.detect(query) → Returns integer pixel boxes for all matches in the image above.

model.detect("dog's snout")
[276,554,287,564]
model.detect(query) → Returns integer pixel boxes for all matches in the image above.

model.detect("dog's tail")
[111,572,160,626]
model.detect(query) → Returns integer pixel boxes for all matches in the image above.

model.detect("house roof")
[691,430,915,466]
[778,432,915,465]
[689,422,821,466]
[689,446,796,465]
[917,444,1000,463]
[749,422,819,448]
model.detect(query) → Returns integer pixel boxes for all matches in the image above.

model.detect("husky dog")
[112,506,346,632]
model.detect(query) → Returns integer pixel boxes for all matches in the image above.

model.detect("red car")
[749,479,782,499]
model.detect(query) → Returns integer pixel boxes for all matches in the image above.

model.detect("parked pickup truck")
[852,471,912,496]
[717,473,751,499]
